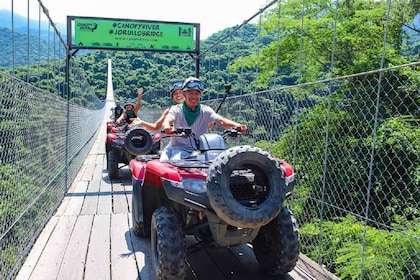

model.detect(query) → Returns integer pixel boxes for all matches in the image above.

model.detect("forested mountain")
[72,24,274,105]
[0,9,67,38]
[0,8,418,105]
[0,26,64,67]
[0,8,274,103]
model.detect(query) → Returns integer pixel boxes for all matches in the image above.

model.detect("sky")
[1,0,272,39]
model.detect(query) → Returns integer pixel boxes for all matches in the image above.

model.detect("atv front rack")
[167,160,211,168]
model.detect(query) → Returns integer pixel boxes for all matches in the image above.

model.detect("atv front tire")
[207,146,285,228]
[107,150,119,179]
[252,206,300,275]
[151,207,186,280]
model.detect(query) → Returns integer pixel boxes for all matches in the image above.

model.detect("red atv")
[130,127,300,279]
[106,120,118,134]
[105,123,160,179]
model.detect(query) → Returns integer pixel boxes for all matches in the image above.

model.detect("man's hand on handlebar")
[236,124,247,133]
[222,126,248,138]
[161,127,192,137]
[162,126,175,134]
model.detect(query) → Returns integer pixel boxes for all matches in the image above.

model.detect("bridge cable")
[318,0,340,266]
[268,0,283,146]
[143,1,278,104]
[250,8,265,144]
[361,2,394,279]
[169,0,278,80]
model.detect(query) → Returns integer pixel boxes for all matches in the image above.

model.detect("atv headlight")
[285,173,295,187]
[182,178,207,193]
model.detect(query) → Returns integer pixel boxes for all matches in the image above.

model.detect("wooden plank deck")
[16,104,339,280]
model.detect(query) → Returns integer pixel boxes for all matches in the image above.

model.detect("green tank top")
[125,110,136,124]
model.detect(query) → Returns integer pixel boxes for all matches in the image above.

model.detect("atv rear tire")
[207,146,285,229]
[151,207,186,280]
[125,127,153,156]
[252,207,300,275]
[107,150,119,179]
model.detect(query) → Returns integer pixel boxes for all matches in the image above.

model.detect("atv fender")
[130,159,148,236]
[129,159,147,181]
[131,158,182,237]
[144,160,182,183]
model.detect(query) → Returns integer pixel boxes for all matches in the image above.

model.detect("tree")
[230,0,419,86]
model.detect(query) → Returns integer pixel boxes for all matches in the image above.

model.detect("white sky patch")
[0,0,272,39]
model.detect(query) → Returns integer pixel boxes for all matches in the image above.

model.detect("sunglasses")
[183,80,204,91]
[169,81,184,92]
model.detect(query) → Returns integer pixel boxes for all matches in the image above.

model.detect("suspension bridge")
[1,0,419,280]
[13,58,338,280]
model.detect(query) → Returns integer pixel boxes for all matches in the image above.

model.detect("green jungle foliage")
[247,0,419,278]
[0,81,71,276]
[300,215,420,280]
[0,23,272,105]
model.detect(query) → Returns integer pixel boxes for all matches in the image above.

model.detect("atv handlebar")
[160,127,192,137]
[161,127,242,138]
[222,127,242,138]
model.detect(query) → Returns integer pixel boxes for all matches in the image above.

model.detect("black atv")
[105,124,160,179]
[129,127,300,279]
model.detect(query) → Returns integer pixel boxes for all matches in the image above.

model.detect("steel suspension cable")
[170,0,278,79]
[250,8,265,143]
[37,5,41,88]
[318,0,340,266]
[291,0,306,181]
[361,1,394,279]
[26,0,30,82]
[268,0,282,145]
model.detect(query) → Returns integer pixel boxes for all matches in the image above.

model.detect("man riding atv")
[162,77,247,161]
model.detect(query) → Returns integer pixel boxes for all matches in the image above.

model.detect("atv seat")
[198,134,226,150]
[197,134,227,161]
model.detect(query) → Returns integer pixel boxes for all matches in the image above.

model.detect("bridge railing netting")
[199,64,420,280]
[0,73,105,280]
[0,1,106,277]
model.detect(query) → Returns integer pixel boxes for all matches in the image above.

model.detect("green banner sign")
[72,17,198,52]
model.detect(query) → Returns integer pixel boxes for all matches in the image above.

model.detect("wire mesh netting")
[0,0,105,276]
[0,70,105,279]
[202,63,420,280]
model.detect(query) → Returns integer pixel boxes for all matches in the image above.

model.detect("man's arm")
[214,117,247,132]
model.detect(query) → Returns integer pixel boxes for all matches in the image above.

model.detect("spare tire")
[207,146,285,229]
[124,127,153,156]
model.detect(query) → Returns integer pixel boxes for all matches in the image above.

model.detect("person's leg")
[159,144,172,162]
[170,149,191,160]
